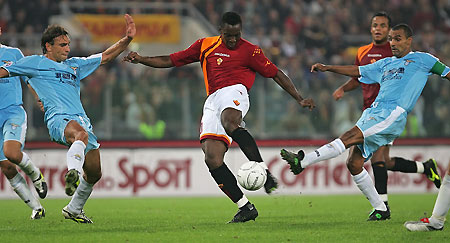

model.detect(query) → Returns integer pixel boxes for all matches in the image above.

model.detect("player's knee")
[371,161,386,168]
[75,130,89,144]
[0,161,18,178]
[3,150,21,164]
[346,160,363,175]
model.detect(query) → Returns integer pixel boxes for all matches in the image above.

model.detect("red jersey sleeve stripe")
[200,36,222,95]
[357,43,373,63]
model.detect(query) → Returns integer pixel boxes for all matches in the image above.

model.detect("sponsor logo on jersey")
[214,53,230,57]
[367,54,382,57]
[217,58,223,65]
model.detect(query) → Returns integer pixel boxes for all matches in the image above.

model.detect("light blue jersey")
[359,51,450,113]
[356,51,450,158]
[0,44,25,109]
[2,53,102,122]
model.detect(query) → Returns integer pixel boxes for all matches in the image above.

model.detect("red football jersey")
[170,36,278,95]
[353,42,392,110]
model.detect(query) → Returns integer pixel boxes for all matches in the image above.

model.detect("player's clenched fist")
[123,51,141,64]
[310,63,329,72]
[299,98,315,111]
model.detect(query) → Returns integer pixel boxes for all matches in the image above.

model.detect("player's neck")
[44,54,59,62]
[372,40,388,46]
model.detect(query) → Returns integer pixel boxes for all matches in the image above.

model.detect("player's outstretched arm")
[333,78,360,100]
[0,67,9,78]
[123,52,174,68]
[101,14,136,65]
[272,69,315,110]
[311,63,360,77]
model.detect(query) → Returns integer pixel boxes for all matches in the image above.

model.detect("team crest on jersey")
[404,60,415,66]
[233,100,240,106]
[70,66,78,75]
[217,58,223,65]
[370,59,376,64]
[10,123,19,130]
[2,60,13,67]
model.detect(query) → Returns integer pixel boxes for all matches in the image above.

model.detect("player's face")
[370,16,389,44]
[220,23,242,49]
[46,35,70,62]
[388,29,412,58]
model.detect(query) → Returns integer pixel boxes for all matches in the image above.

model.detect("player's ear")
[45,42,52,53]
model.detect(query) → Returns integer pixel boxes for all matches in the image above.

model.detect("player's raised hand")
[124,14,136,39]
[310,63,328,72]
[299,98,315,111]
[123,51,141,64]
[333,87,344,100]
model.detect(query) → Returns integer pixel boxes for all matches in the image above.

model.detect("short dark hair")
[392,23,413,38]
[371,11,392,28]
[220,12,242,29]
[41,25,69,54]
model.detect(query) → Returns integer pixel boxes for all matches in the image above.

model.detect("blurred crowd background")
[1,0,450,141]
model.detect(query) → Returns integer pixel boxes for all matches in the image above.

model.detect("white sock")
[67,176,93,214]
[379,194,388,203]
[9,173,41,210]
[18,152,40,182]
[67,140,86,174]
[416,162,424,173]
[352,169,387,211]
[429,174,450,228]
[236,195,249,208]
[302,138,346,168]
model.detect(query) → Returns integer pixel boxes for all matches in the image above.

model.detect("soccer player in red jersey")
[332,12,441,208]
[124,11,315,223]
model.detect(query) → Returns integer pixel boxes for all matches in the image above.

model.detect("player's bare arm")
[311,63,360,77]
[333,78,360,100]
[272,69,315,110]
[123,52,174,68]
[27,84,44,112]
[0,67,9,78]
[101,14,136,65]
[445,72,450,81]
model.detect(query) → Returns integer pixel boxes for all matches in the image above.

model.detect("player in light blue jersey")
[281,23,450,221]
[0,26,47,219]
[0,14,136,224]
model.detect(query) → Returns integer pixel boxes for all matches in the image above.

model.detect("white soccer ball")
[237,162,267,191]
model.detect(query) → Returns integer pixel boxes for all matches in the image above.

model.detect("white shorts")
[199,84,250,146]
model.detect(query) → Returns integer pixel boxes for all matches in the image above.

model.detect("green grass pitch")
[0,194,447,242]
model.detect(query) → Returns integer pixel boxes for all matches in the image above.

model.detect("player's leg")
[3,107,47,198]
[62,120,89,196]
[220,85,278,194]
[370,146,389,205]
[202,139,257,223]
[62,148,101,224]
[0,159,45,219]
[347,146,390,221]
[222,108,278,194]
[280,126,360,174]
[404,161,450,231]
[386,156,441,188]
